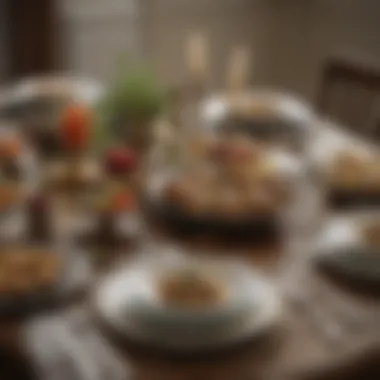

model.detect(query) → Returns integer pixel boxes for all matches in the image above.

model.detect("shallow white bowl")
[94,254,282,351]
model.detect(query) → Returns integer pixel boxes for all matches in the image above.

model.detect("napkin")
[22,308,130,380]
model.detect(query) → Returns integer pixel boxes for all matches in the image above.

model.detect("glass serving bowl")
[199,89,316,152]
[94,252,281,337]
[313,214,380,286]
[142,131,305,240]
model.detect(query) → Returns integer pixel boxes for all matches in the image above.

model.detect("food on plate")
[104,147,139,177]
[0,249,61,295]
[325,151,380,207]
[23,82,78,159]
[59,104,91,152]
[164,136,287,218]
[326,152,368,187]
[159,268,225,309]
[229,95,278,119]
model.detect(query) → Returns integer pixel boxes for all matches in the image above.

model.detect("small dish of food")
[144,136,298,241]
[94,253,281,351]
[314,214,380,289]
[0,249,61,294]
[0,242,91,318]
[158,268,226,310]
[322,150,380,209]
[0,245,62,317]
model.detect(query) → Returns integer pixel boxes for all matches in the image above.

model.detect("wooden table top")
[1,120,380,380]
[1,226,378,380]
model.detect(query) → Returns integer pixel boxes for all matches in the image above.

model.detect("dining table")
[0,119,380,380]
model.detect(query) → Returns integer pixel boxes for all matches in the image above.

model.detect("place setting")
[93,246,283,354]
[0,31,380,380]
[313,213,380,293]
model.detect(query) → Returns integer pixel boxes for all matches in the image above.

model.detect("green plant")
[93,60,167,152]
[105,63,165,120]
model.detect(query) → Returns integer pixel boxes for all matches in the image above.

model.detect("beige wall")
[58,0,140,81]
[1,0,379,103]
[140,0,273,89]
[142,0,380,103]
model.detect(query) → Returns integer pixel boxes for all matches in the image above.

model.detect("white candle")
[186,32,209,85]
[226,46,251,93]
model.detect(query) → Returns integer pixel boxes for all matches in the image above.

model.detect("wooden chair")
[318,57,380,139]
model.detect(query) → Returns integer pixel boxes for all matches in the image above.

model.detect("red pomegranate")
[104,147,139,176]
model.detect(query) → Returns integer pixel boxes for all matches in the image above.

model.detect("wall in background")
[0,1,9,84]
[258,0,380,102]
[58,0,140,82]
[142,0,380,104]
[0,0,375,104]
[140,0,273,89]
[305,0,380,102]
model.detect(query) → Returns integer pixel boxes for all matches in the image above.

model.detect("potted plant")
[96,61,167,155]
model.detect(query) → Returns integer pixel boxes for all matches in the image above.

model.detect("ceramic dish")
[307,120,377,177]
[307,122,380,209]
[0,75,102,121]
[94,253,281,351]
[0,242,89,318]
[313,215,380,287]
[200,89,315,150]
[142,147,304,239]
[0,76,103,159]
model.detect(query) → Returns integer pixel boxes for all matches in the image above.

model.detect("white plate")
[314,217,361,254]
[201,89,315,134]
[307,120,378,172]
[0,75,103,125]
[94,254,282,351]
[314,214,380,284]
[5,75,103,106]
